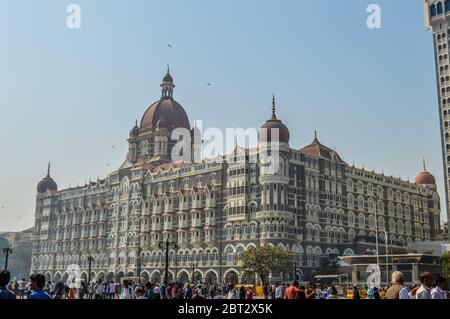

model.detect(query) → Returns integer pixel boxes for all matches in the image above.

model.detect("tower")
[257,95,293,246]
[424,0,450,235]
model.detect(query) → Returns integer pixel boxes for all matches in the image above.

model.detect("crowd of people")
[0,269,448,300]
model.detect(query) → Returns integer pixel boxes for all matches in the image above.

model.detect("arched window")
[358,213,365,229]
[438,2,444,14]
[431,4,437,17]
[348,211,355,227]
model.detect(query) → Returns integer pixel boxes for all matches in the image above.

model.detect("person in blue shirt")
[0,270,16,299]
[28,274,51,299]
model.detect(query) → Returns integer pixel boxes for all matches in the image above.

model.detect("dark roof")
[299,134,345,164]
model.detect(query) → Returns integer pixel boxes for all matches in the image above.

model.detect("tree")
[237,245,293,284]
[441,252,450,278]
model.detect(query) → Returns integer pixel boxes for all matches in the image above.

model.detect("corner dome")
[415,160,436,186]
[37,163,57,193]
[129,120,140,138]
[258,95,290,144]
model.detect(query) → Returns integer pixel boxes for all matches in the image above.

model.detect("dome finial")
[423,158,427,171]
[47,162,51,178]
[167,63,170,74]
[314,130,318,140]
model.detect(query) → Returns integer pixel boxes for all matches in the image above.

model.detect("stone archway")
[205,270,218,284]
[193,270,203,283]
[116,271,125,283]
[140,271,150,284]
[44,272,52,283]
[151,271,161,284]
[224,270,239,285]
[54,272,62,283]
[106,272,115,282]
[178,270,189,284]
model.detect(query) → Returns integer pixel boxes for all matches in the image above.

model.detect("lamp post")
[292,261,297,281]
[87,255,94,284]
[158,239,178,285]
[2,245,12,271]
[191,261,198,284]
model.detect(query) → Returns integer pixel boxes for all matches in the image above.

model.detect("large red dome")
[140,98,190,131]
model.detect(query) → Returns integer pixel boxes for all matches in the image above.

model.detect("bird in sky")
[207,83,212,87]
[167,43,172,48]
[112,145,115,149]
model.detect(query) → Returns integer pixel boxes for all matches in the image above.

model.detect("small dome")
[37,163,57,193]
[258,95,290,144]
[259,119,290,144]
[415,160,436,186]
[129,120,140,138]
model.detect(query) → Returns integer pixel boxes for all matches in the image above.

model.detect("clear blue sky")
[0,0,444,231]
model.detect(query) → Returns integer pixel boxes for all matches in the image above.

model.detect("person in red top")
[284,281,302,299]
[246,287,254,299]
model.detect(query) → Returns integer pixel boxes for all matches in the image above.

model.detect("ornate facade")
[31,70,442,284]
[424,0,450,235]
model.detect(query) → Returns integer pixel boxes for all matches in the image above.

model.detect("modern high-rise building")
[424,0,450,236]
[30,70,442,285]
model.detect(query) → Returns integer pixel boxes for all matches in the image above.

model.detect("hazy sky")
[0,0,445,232]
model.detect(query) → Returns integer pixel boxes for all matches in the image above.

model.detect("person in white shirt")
[94,279,103,299]
[226,285,238,299]
[109,281,116,299]
[120,280,133,299]
[275,284,284,299]
[415,272,433,299]
[431,276,448,299]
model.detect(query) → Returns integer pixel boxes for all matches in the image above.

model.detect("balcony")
[163,223,174,231]
[164,204,175,213]
[178,220,189,228]
[192,200,203,210]
[191,219,203,228]
[205,217,216,227]
[205,198,216,209]
[179,202,189,211]
[152,206,162,215]
[151,224,162,232]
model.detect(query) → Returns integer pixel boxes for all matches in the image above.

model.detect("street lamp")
[191,261,198,284]
[87,255,94,284]
[158,239,178,284]
[2,245,12,271]
[292,261,298,281]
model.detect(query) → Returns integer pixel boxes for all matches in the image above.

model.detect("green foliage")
[237,245,293,284]
[442,252,450,278]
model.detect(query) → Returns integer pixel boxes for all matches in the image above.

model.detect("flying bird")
[207,83,212,87]
[167,43,172,48]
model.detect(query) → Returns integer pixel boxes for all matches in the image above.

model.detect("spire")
[423,158,428,171]
[135,119,138,127]
[314,130,318,141]
[271,94,277,119]
[167,63,170,74]
[47,162,51,178]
